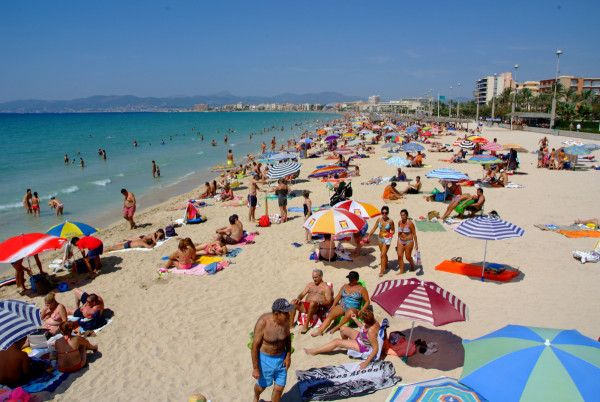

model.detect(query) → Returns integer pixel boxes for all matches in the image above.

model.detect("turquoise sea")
[0,112,337,272]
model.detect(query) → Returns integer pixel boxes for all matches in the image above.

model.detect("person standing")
[227,149,234,167]
[251,298,294,402]
[121,188,136,229]
[23,189,32,214]
[248,175,264,223]
[50,197,64,216]
[152,161,157,178]
[576,123,581,132]
[64,154,69,164]
[397,209,418,274]
[31,192,41,217]
[102,150,106,160]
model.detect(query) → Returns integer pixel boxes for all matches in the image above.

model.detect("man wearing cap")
[290,269,333,334]
[251,298,294,402]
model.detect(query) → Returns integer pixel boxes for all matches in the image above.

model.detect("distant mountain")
[0,92,364,113]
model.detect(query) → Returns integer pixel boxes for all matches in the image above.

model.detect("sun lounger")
[435,260,518,282]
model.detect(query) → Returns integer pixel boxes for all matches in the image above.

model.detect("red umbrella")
[0,233,67,263]
[421,132,434,137]
[471,137,489,144]
[372,278,468,359]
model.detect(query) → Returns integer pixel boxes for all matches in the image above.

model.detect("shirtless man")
[271,137,276,151]
[290,269,333,334]
[121,188,136,229]
[248,175,264,222]
[23,189,32,214]
[251,298,294,402]
[227,149,234,166]
[400,176,422,195]
[152,161,157,178]
[67,289,104,318]
[441,188,485,220]
[0,337,47,387]
[215,215,243,245]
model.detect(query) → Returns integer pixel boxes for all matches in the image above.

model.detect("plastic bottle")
[415,250,421,266]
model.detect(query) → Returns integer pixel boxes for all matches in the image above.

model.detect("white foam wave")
[167,171,196,187]
[91,179,111,187]
[115,173,124,177]
[0,201,24,211]
[61,185,79,194]
[106,136,115,139]
[197,151,204,155]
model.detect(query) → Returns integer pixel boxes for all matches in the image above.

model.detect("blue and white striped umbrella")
[387,156,411,167]
[0,299,42,350]
[266,162,302,179]
[384,132,400,138]
[402,143,425,152]
[382,125,397,130]
[298,138,313,144]
[268,152,298,161]
[426,168,469,182]
[455,216,524,281]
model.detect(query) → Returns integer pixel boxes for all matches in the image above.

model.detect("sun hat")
[346,271,359,280]
[272,298,295,312]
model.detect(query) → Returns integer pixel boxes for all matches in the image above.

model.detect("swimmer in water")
[49,197,64,216]
[211,140,217,146]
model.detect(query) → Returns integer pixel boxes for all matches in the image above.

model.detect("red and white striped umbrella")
[482,142,503,152]
[302,208,366,235]
[0,233,67,263]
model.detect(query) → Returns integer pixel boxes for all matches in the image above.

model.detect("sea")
[0,111,338,274]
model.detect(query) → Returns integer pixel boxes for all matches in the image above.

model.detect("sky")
[1,0,599,102]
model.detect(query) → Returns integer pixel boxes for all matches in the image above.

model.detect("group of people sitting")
[382,177,422,200]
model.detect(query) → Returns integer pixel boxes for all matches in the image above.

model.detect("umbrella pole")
[402,321,416,363]
[481,240,488,282]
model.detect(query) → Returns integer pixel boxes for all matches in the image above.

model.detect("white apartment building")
[474,73,510,105]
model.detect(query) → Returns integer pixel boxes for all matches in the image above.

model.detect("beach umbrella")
[423,126,433,130]
[426,168,469,182]
[446,127,456,130]
[392,135,406,143]
[260,151,279,159]
[317,129,327,135]
[266,162,302,180]
[467,155,502,165]
[583,143,600,150]
[0,233,68,263]
[323,127,334,131]
[372,278,468,359]
[333,148,354,155]
[459,140,476,150]
[333,200,381,219]
[406,128,418,134]
[482,142,503,152]
[358,129,373,135]
[502,144,527,152]
[268,152,298,161]
[460,325,600,401]
[324,134,339,142]
[382,143,400,148]
[562,139,584,146]
[46,221,99,238]
[297,138,313,144]
[303,208,366,236]
[308,166,347,178]
[364,132,378,139]
[382,125,396,130]
[347,139,365,146]
[384,132,400,138]
[0,299,43,350]
[386,156,411,167]
[564,145,591,156]
[342,133,357,138]
[408,124,420,129]
[471,137,489,144]
[454,216,524,281]
[387,377,487,402]
[402,143,425,152]
[421,132,434,137]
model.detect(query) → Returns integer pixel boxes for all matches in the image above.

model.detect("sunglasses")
[382,211,389,215]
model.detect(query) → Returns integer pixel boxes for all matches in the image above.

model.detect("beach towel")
[558,230,600,238]
[225,248,242,258]
[505,182,523,188]
[435,260,519,282]
[195,256,223,264]
[414,220,446,232]
[573,250,600,263]
[238,232,258,245]
[108,237,172,253]
[169,261,230,276]
[67,315,112,333]
[296,361,401,401]
[6,359,69,393]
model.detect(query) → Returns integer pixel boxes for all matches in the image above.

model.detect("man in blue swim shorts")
[251,298,294,402]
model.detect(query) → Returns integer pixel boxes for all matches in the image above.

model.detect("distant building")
[236,102,244,110]
[474,73,510,105]
[539,75,600,96]
[368,95,381,104]
[514,81,540,96]
[194,104,208,111]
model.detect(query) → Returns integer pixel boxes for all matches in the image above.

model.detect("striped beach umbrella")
[482,142,503,152]
[468,155,502,165]
[402,143,425,152]
[333,200,381,219]
[302,208,366,235]
[372,278,468,359]
[46,221,100,238]
[392,135,406,143]
[383,125,397,130]
[502,143,527,152]
[266,162,302,180]
[387,377,487,402]
[307,166,347,178]
[471,137,489,144]
[386,156,411,167]
[297,138,313,144]
[0,299,42,350]
[384,132,400,138]
[455,217,524,281]
[0,233,68,263]
[268,152,298,161]
[460,325,600,401]
[324,134,339,142]
[426,168,469,182]
[459,140,476,150]
[564,145,591,156]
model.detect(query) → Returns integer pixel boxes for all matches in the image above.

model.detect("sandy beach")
[2,124,599,401]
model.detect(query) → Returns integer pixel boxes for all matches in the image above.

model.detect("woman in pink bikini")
[41,292,67,335]
[304,309,380,370]
[195,239,227,256]
[55,321,98,373]
[163,238,196,269]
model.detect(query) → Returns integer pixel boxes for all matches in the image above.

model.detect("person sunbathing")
[304,310,379,370]
[311,271,369,336]
[55,321,98,373]
[575,218,599,228]
[290,269,333,334]
[67,289,104,318]
[198,182,212,198]
[220,184,234,202]
[408,152,423,167]
[382,182,403,200]
[105,237,156,252]
[196,239,227,256]
[400,176,421,195]
[41,292,67,335]
[441,188,485,220]
[164,238,196,269]
[449,150,467,163]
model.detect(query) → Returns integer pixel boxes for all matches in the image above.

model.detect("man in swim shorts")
[121,188,136,229]
[227,149,234,166]
[71,236,103,279]
[248,175,264,223]
[251,298,294,402]
[290,269,333,334]
[67,289,104,318]
[23,189,32,214]
[215,215,243,245]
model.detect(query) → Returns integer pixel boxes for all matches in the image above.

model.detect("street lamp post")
[491,73,497,120]
[449,86,453,117]
[511,64,519,130]
[550,50,563,129]
[457,83,461,120]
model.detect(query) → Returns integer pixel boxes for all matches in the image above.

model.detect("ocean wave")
[0,201,25,211]
[167,171,196,187]
[61,185,79,194]
[91,179,111,186]
[106,136,115,139]
[115,173,124,177]
[197,151,204,155]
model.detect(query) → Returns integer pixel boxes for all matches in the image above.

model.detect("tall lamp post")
[550,50,563,129]
[491,73,497,120]
[511,64,519,130]
[449,86,453,117]
[457,83,461,121]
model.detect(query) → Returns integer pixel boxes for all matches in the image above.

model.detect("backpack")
[165,225,178,237]
[259,215,271,227]
[30,274,53,295]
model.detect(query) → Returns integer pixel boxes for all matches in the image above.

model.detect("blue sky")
[1,0,598,102]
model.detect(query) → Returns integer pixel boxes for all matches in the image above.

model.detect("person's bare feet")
[304,348,315,355]
[300,326,309,334]
[311,331,322,337]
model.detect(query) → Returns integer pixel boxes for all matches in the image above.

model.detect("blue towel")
[22,359,69,393]
[226,248,242,258]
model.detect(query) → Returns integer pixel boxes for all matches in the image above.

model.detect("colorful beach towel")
[238,233,258,245]
[17,359,69,393]
[169,261,229,276]
[226,248,242,258]
[414,220,446,232]
[558,230,600,238]
[296,361,401,401]
[435,260,519,282]
[195,256,223,264]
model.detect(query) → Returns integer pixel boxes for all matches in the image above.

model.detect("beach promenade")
[1,124,599,401]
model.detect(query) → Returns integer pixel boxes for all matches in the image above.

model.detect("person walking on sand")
[152,161,157,178]
[121,188,136,229]
[251,298,294,402]
[23,189,32,214]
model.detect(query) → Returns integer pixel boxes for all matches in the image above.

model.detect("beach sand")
[2,125,599,401]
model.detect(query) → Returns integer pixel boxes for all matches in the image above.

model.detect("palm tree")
[580,89,597,106]
[565,88,579,104]
[498,88,512,108]
[558,102,577,120]
[552,82,566,101]
[519,88,534,111]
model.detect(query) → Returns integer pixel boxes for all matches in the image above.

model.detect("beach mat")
[238,233,258,245]
[558,230,600,238]
[414,220,446,232]
[534,224,585,232]
[107,237,172,253]
[435,260,519,282]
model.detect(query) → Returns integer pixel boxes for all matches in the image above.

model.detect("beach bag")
[165,225,178,237]
[259,215,271,227]
[30,274,52,295]
[74,258,98,274]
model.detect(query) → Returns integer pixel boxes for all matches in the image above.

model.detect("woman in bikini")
[163,238,196,269]
[272,178,290,222]
[55,321,98,373]
[304,309,380,370]
[195,239,227,256]
[302,190,312,243]
[41,292,67,335]
[365,206,395,277]
[311,271,369,336]
[397,209,418,274]
[31,192,41,217]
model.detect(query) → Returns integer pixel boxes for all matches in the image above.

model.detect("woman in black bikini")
[273,178,290,223]
[397,209,418,274]
[365,206,395,277]
[303,190,312,242]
